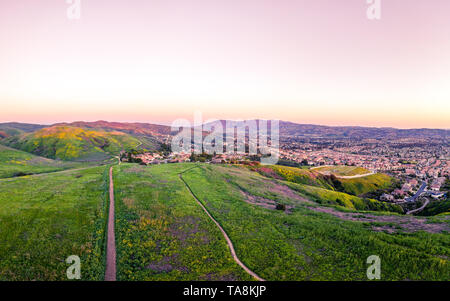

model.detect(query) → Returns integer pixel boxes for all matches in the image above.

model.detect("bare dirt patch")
[255,167,285,180]
[240,190,277,210]
[144,254,187,274]
[269,183,313,204]
[145,261,174,273]
[240,190,294,212]
[168,216,211,246]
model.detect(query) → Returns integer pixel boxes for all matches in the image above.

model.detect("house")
[401,183,412,192]
[380,193,394,202]
[394,189,406,197]
[430,192,445,199]
[430,183,441,191]
[408,179,418,187]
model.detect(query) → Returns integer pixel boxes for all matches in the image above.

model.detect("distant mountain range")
[0,122,47,137]
[1,120,448,140]
[202,120,449,139]
[0,119,448,162]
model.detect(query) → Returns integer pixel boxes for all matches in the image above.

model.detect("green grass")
[113,163,252,281]
[180,164,449,280]
[312,165,370,176]
[1,160,447,281]
[252,165,335,190]
[2,126,143,162]
[0,166,109,280]
[0,144,85,178]
[339,173,394,196]
[256,164,394,197]
[281,180,403,213]
[418,197,450,217]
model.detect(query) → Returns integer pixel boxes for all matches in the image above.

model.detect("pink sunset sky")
[0,0,449,128]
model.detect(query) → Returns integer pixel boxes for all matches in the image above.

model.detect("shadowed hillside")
[0,144,84,178]
[0,122,47,137]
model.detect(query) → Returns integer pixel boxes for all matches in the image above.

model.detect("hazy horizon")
[1,1,449,129]
[0,118,449,131]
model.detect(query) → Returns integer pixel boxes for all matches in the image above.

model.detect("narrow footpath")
[179,171,265,281]
[105,166,117,281]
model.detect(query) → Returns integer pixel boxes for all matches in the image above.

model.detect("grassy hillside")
[251,165,394,197]
[113,163,252,280]
[339,173,394,196]
[1,126,143,161]
[0,166,109,280]
[252,165,335,189]
[312,165,370,176]
[231,165,401,213]
[0,145,84,178]
[282,180,402,213]
[112,163,448,280]
[2,161,448,280]
[182,164,449,280]
[418,198,450,216]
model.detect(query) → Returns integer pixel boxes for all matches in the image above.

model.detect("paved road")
[105,166,117,281]
[406,181,427,203]
[179,169,265,281]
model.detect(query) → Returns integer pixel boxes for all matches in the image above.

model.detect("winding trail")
[335,171,375,179]
[105,166,117,281]
[179,169,265,281]
[406,198,430,215]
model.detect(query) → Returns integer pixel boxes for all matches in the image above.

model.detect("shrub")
[276,203,286,211]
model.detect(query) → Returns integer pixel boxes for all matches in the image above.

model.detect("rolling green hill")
[312,165,370,176]
[339,173,394,196]
[0,144,84,178]
[252,165,334,189]
[1,126,144,162]
[251,165,395,197]
[239,164,401,213]
[112,163,448,280]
